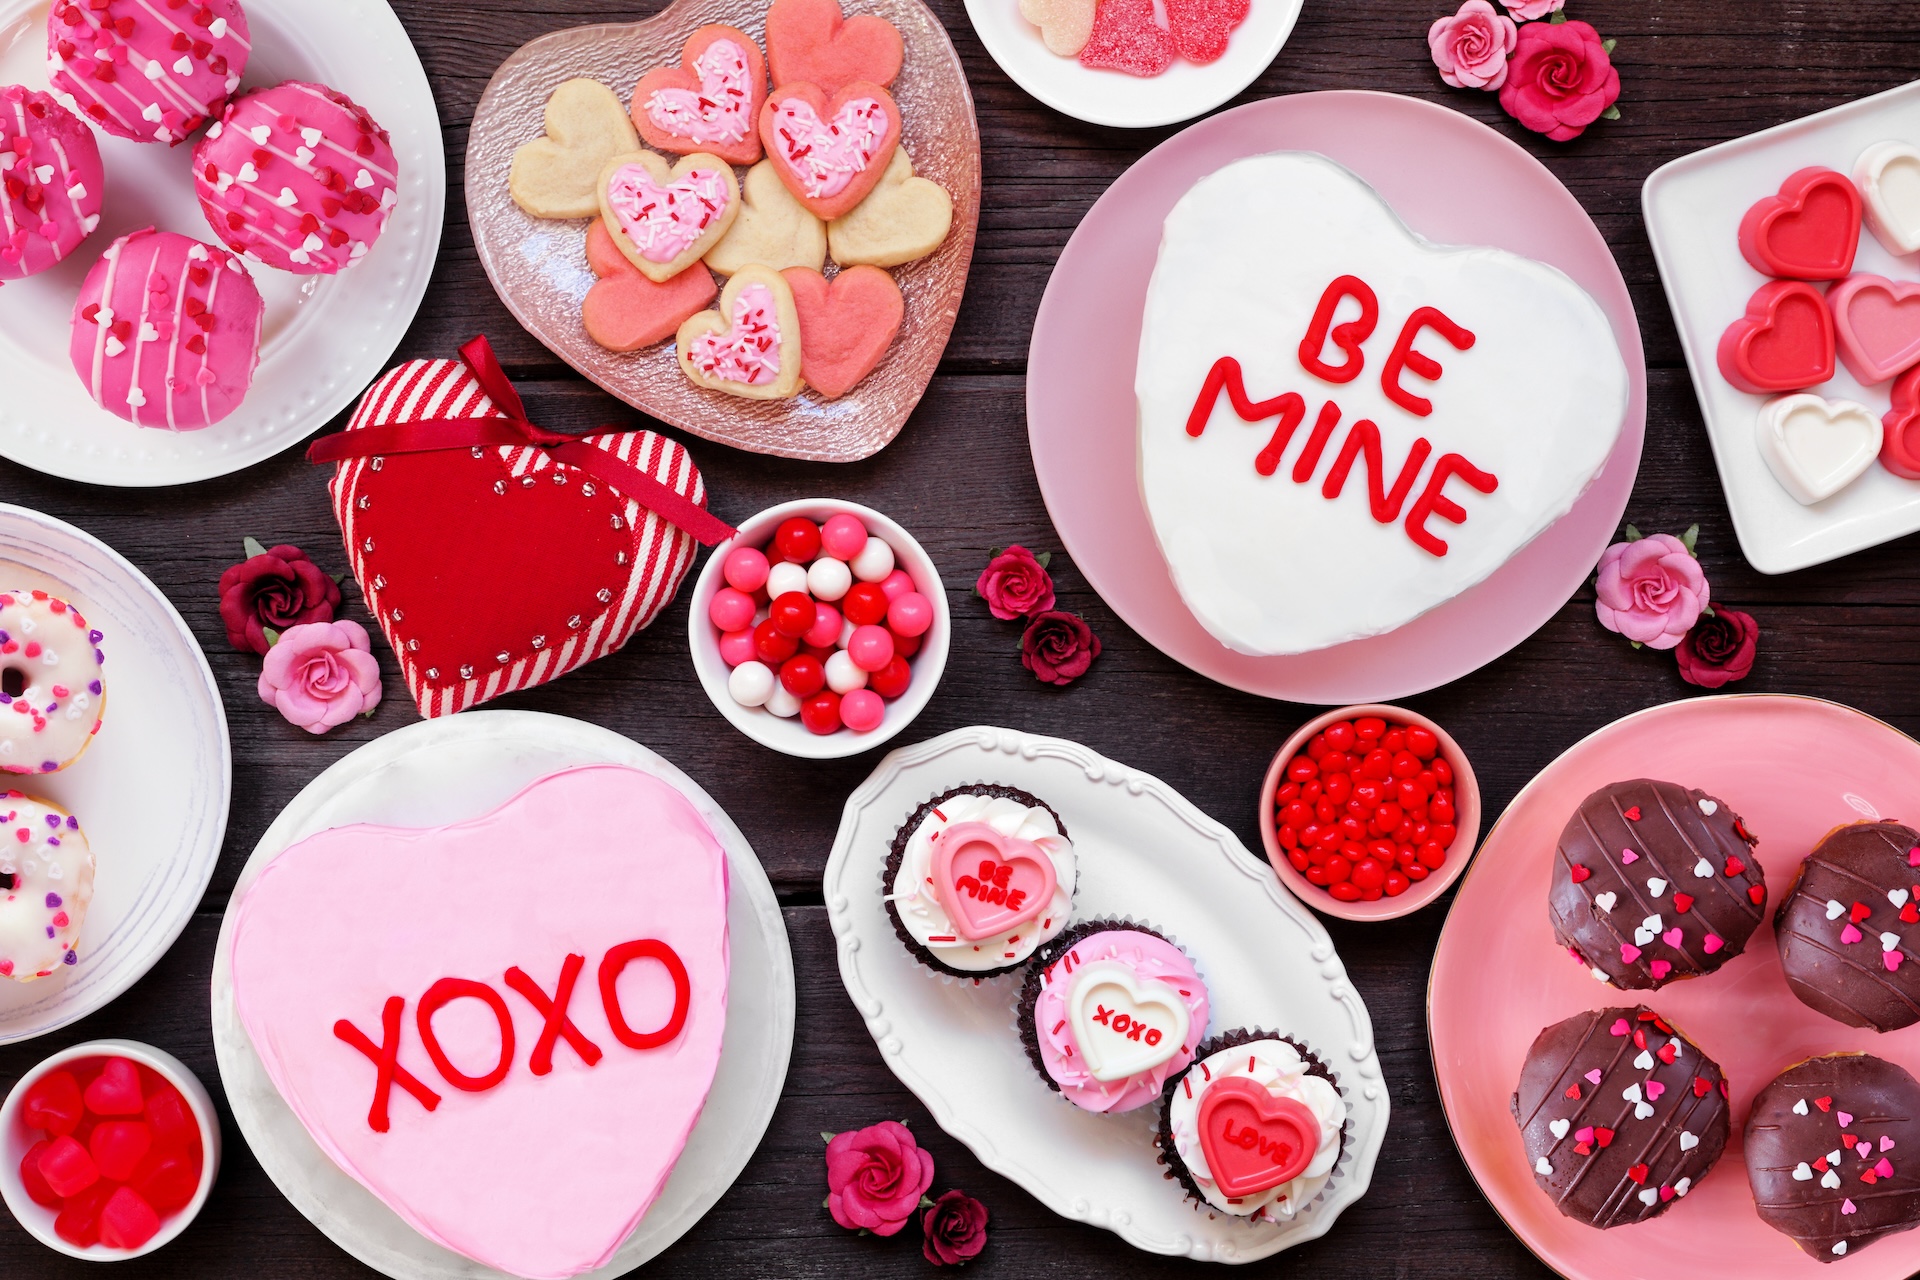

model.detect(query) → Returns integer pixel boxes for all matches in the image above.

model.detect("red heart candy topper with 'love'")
[1196,1075,1322,1198]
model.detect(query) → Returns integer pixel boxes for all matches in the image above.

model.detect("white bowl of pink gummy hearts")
[688,499,950,759]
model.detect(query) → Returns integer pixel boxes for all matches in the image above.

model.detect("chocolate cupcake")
[1156,1029,1347,1224]
[1746,1054,1920,1262]
[882,784,1076,978]
[1776,821,1920,1031]
[1551,779,1765,990]
[1511,1006,1731,1228]
[1016,919,1209,1114]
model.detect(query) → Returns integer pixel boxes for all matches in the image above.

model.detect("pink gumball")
[886,592,933,638]
[820,513,868,561]
[847,624,896,673]
[723,546,771,593]
[709,587,756,632]
[841,688,885,732]
[802,601,843,649]
[879,569,915,602]
[718,628,758,667]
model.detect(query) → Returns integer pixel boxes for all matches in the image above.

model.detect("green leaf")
[1600,104,1622,121]
[1622,524,1643,542]
[987,547,1004,562]
[1703,603,1717,619]
[1036,551,1052,569]
[332,572,347,586]
[1681,523,1700,555]
[243,536,269,560]
[919,1195,936,1210]
[822,1131,836,1144]
[1601,37,1616,54]
[1630,640,1643,650]
[822,1196,832,1211]
[1549,8,1567,21]
[262,626,281,648]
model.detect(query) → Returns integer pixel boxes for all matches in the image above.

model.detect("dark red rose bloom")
[1675,608,1758,689]
[975,546,1056,621]
[1497,19,1620,142]
[218,544,342,656]
[922,1190,988,1266]
[1020,610,1100,687]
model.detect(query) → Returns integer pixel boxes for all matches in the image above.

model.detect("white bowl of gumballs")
[0,1039,221,1261]
[688,499,949,759]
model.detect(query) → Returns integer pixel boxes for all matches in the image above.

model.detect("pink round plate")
[1430,695,1920,1280]
[1026,90,1646,704]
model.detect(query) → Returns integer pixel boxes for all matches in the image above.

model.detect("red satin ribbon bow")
[307,336,736,547]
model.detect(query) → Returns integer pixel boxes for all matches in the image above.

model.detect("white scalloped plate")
[0,0,444,487]
[823,726,1387,1263]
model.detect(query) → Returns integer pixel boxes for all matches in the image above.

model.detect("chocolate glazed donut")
[1549,779,1765,990]
[1776,821,1920,1031]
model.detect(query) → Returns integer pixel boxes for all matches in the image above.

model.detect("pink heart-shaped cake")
[230,766,730,1280]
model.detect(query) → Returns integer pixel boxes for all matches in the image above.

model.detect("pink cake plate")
[1027,90,1646,704]
[1430,695,1920,1280]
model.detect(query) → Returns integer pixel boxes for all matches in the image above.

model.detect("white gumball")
[767,561,811,599]
[728,661,775,708]
[825,649,869,694]
[807,556,853,601]
[765,683,802,718]
[850,536,895,582]
[839,617,857,649]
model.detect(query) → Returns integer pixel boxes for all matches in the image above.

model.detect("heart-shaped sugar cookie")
[1194,1076,1322,1197]
[632,25,768,166]
[598,150,739,282]
[928,820,1057,940]
[1079,0,1174,76]
[782,264,902,399]
[1718,279,1837,395]
[1756,393,1883,506]
[677,264,804,399]
[765,0,904,92]
[1066,960,1191,1082]
[582,220,717,352]
[827,146,952,268]
[1018,0,1095,56]
[760,83,900,222]
[705,160,826,276]
[511,79,639,220]
[1828,272,1920,385]
[1857,141,1920,258]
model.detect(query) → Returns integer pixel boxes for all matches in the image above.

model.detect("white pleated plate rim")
[0,503,229,1045]
[823,725,1387,1263]
[0,0,444,487]
[209,710,796,1280]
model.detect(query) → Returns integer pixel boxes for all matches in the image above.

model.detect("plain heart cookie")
[511,79,640,220]
[1018,0,1095,56]
[1135,152,1628,656]
[598,150,739,282]
[583,221,717,352]
[781,265,902,399]
[826,146,952,268]
[764,0,904,93]
[631,25,768,167]
[230,765,730,1280]
[705,160,826,276]
[760,82,901,222]
[677,264,804,399]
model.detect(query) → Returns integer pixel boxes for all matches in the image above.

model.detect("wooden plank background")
[5,0,1920,1274]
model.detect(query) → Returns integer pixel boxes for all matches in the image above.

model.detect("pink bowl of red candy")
[0,1039,220,1260]
[1258,704,1483,922]
[688,499,949,759]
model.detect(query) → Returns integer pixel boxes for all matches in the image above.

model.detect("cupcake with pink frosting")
[1016,919,1210,1114]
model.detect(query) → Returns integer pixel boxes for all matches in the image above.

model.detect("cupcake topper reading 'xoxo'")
[1066,960,1190,1083]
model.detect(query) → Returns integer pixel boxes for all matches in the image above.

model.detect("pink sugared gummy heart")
[1165,0,1248,63]
[1078,0,1174,76]
[82,1058,144,1117]
[97,1185,161,1251]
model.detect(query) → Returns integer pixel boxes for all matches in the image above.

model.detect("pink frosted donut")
[46,0,250,144]
[194,81,398,274]
[0,85,104,281]
[70,227,264,429]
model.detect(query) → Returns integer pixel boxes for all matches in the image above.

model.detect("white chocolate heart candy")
[1066,960,1192,1083]
[1755,393,1882,505]
[1855,141,1920,258]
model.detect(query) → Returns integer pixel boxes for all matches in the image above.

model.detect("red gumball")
[768,591,818,639]
[890,629,922,659]
[773,517,822,564]
[841,582,889,626]
[869,656,911,699]
[779,653,827,698]
[799,690,843,735]
[752,619,799,665]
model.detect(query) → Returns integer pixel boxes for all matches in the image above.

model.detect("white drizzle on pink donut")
[45,0,251,144]
[0,793,94,981]
[0,85,103,280]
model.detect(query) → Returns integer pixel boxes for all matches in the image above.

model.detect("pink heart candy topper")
[1195,1075,1321,1198]
[930,821,1056,940]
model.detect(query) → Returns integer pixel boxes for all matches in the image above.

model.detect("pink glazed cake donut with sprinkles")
[1017,919,1211,1114]
[193,80,400,274]
[0,85,104,281]
[46,0,250,144]
[0,589,106,775]
[0,793,94,981]
[70,227,264,428]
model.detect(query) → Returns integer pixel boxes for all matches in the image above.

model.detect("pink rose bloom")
[975,546,1056,621]
[1428,0,1517,90]
[1594,535,1708,650]
[1498,19,1620,142]
[824,1120,934,1236]
[258,619,383,733]
[1502,0,1563,19]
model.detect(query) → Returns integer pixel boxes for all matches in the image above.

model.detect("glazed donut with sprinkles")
[0,84,104,281]
[0,589,105,776]
[0,793,94,981]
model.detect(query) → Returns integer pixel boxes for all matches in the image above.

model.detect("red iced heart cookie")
[1195,1076,1321,1198]
[1078,0,1174,77]
[328,359,708,716]
[631,25,767,166]
[1738,167,1863,282]
[583,221,717,353]
[759,82,900,222]
[929,821,1057,940]
[1884,364,1920,480]
[1165,0,1248,63]
[764,0,903,93]
[780,264,903,399]
[1717,279,1836,395]
[1828,273,1920,386]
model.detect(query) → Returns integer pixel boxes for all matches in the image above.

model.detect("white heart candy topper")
[1755,393,1882,506]
[1066,960,1191,1083]
[1135,152,1628,656]
[1856,141,1920,258]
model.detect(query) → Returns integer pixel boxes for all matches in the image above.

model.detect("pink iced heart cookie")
[758,82,900,222]
[929,821,1058,940]
[582,220,716,352]
[229,766,730,1280]
[631,26,767,167]
[1828,273,1920,386]
[596,150,738,283]
[1078,0,1174,77]
[780,264,902,399]
[1165,0,1249,63]
[677,264,804,399]
[764,0,903,94]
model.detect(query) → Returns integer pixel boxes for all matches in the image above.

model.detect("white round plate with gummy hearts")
[0,0,443,487]
[824,725,1388,1263]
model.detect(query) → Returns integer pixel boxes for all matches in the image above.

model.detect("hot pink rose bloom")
[1594,535,1708,650]
[1428,0,1517,90]
[258,620,383,733]
[1501,0,1563,20]
[824,1120,934,1236]
[1498,19,1620,142]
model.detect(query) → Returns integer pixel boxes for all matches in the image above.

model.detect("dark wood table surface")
[7,0,1920,1275]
